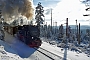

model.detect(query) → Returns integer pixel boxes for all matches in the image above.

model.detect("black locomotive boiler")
[4,25,42,48]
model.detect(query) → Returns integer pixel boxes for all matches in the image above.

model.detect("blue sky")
[33,0,90,26]
[33,0,60,6]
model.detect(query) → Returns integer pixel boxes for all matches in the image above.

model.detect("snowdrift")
[0,40,23,60]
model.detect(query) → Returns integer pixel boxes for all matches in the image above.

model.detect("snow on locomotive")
[4,25,42,48]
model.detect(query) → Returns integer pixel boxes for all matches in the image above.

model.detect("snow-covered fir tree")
[35,2,44,27]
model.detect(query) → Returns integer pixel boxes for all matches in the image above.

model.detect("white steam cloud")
[0,0,34,23]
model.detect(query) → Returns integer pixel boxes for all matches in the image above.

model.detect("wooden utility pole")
[66,18,68,38]
[76,20,78,41]
[78,23,80,44]
[51,8,52,32]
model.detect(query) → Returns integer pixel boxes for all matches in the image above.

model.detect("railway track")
[34,47,63,60]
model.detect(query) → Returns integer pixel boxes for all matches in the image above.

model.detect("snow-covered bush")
[57,43,66,48]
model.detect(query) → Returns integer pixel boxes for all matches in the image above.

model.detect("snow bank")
[40,39,90,60]
[0,40,23,60]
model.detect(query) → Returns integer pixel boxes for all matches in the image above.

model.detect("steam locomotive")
[4,25,42,48]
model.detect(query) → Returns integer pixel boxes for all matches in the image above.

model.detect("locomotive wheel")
[34,40,42,46]
[28,40,42,48]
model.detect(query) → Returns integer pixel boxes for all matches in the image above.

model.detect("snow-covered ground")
[0,31,90,60]
[0,39,23,60]
[40,41,90,60]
